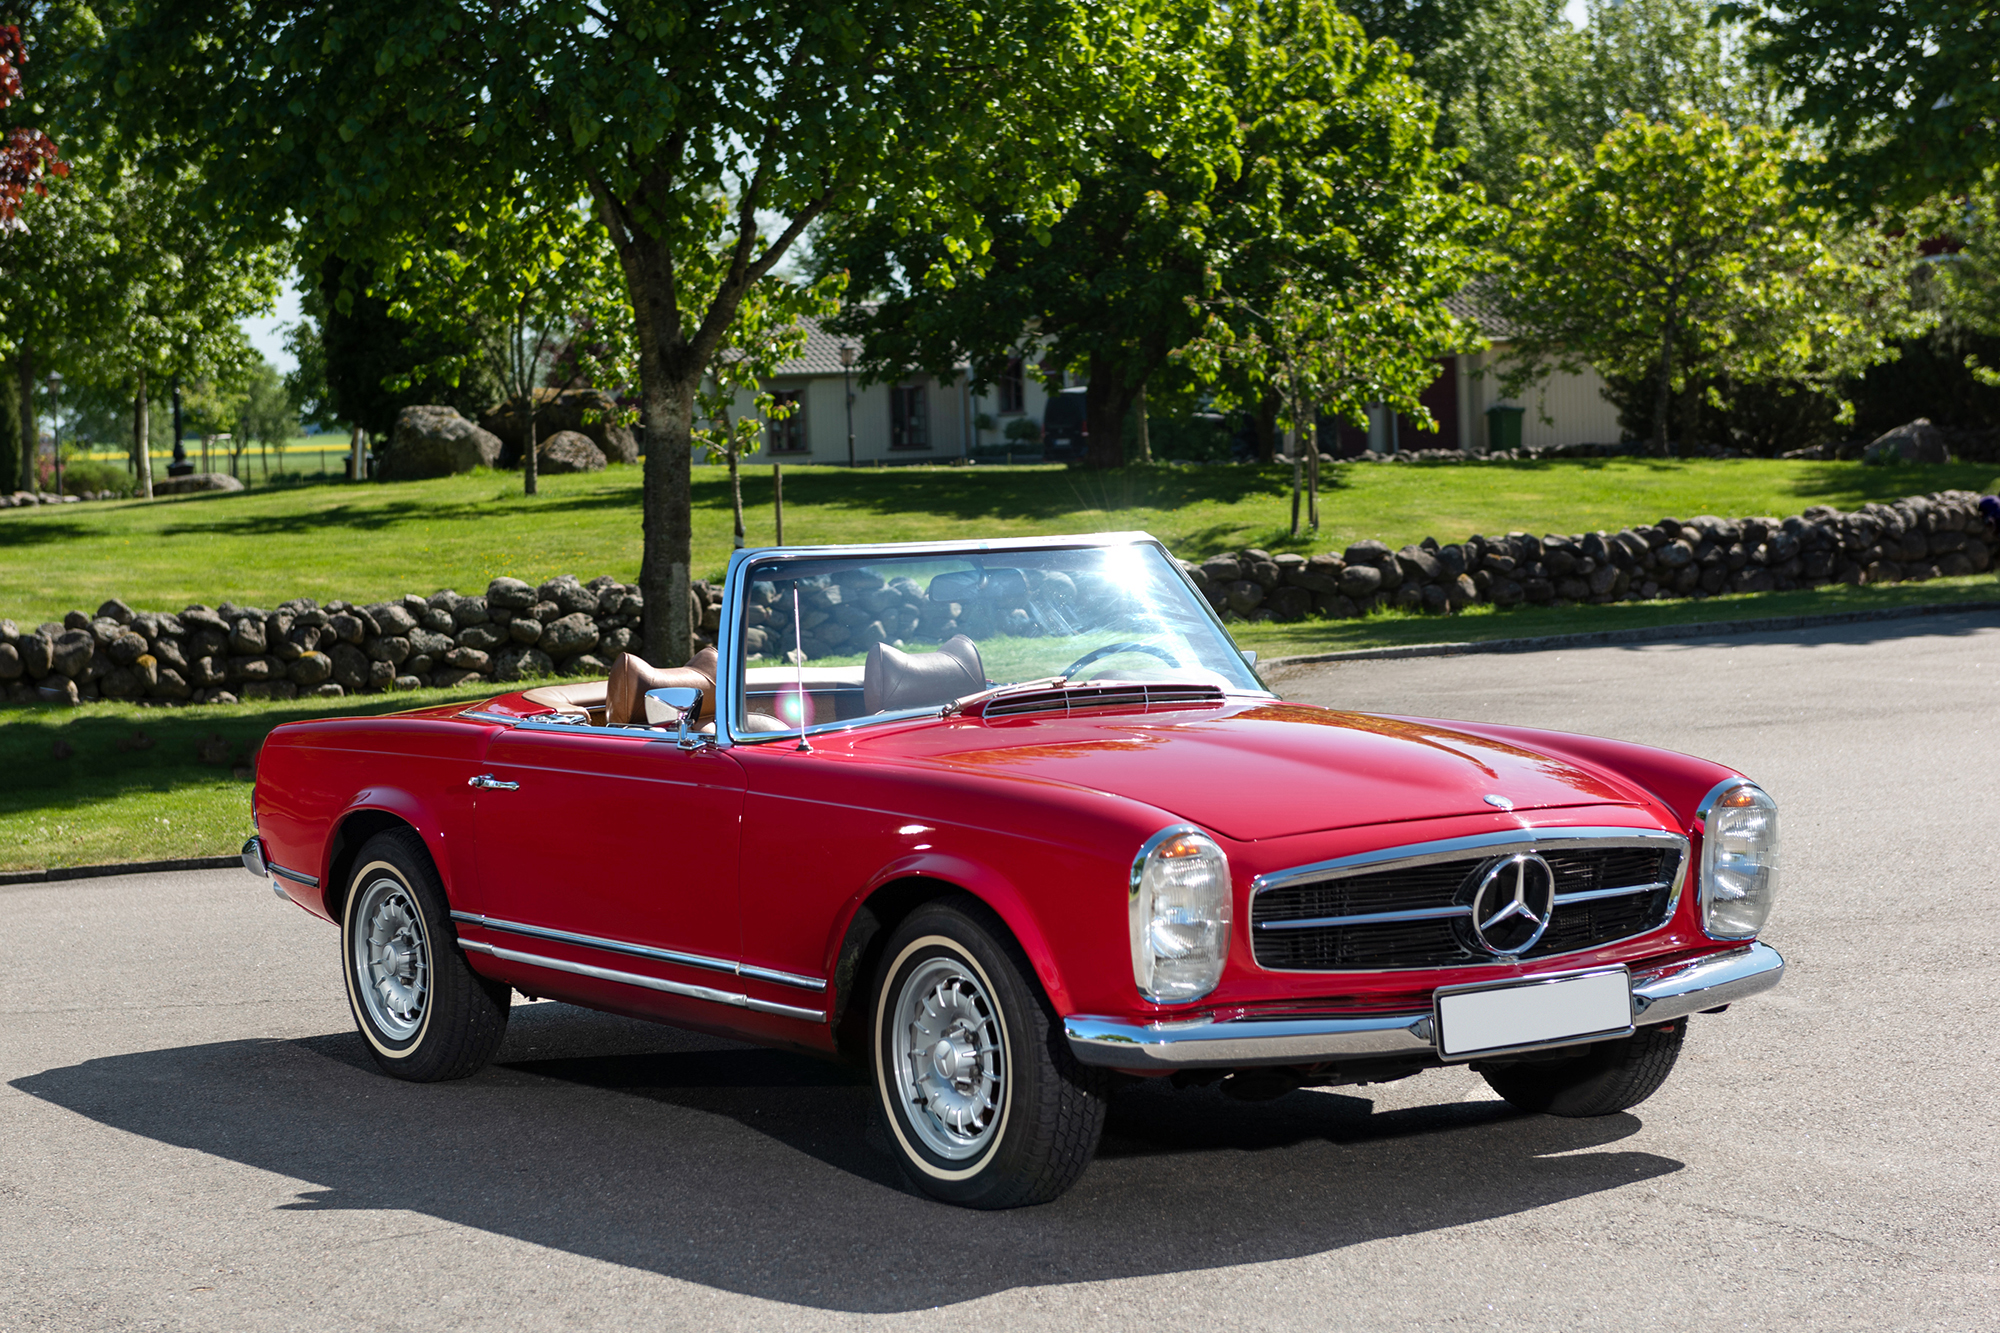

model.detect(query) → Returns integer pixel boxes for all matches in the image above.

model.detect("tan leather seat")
[863,636,985,714]
[606,647,718,725]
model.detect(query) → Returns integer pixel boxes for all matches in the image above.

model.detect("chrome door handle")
[468,774,520,790]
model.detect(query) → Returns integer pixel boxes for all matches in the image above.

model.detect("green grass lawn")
[0,683,501,871]
[7,453,1999,872]
[8,455,2000,628]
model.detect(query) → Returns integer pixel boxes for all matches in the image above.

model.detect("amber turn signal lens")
[1717,787,1758,808]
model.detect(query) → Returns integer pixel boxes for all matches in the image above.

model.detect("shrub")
[59,459,138,498]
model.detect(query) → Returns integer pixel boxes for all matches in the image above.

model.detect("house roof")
[766,316,867,377]
[1444,286,1516,340]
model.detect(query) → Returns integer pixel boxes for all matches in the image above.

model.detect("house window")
[768,389,807,453]
[890,384,930,450]
[997,357,1025,414]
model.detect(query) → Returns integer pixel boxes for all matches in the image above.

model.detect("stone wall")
[0,576,723,707]
[1185,489,1996,623]
[1,487,1992,706]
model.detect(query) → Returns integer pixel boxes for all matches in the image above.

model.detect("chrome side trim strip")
[458,938,826,1023]
[1258,904,1471,932]
[1630,941,1785,1023]
[1064,941,1783,1070]
[450,911,826,992]
[269,862,319,888]
[1250,827,1688,895]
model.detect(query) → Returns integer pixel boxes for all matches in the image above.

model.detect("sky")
[235,0,1598,379]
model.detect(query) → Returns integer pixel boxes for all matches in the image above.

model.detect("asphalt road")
[4,611,1997,1332]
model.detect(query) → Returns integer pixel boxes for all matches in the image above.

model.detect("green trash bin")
[1485,404,1525,453]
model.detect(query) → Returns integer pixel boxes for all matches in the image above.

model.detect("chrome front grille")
[1250,830,1687,972]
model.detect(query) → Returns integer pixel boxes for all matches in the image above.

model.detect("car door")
[467,721,747,1004]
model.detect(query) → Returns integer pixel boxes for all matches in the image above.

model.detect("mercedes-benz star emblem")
[1469,852,1557,956]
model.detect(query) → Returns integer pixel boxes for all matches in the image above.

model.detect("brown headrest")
[863,635,986,714]
[606,647,718,726]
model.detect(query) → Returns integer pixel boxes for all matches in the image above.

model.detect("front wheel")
[1477,1019,1686,1116]
[872,898,1109,1208]
[340,828,510,1081]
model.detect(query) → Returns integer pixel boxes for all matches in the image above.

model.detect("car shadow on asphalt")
[11,1002,1683,1313]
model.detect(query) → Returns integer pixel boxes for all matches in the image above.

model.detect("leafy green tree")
[1726,0,2000,209]
[1496,114,1925,456]
[93,0,1127,667]
[692,266,843,548]
[1353,0,1782,205]
[1177,272,1478,530]
[378,188,627,494]
[825,0,1482,471]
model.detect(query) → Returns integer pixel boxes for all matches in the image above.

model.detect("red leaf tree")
[0,24,68,232]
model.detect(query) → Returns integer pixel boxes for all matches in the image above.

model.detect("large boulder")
[1865,419,1949,465]
[385,406,504,479]
[536,431,608,474]
[152,472,245,496]
[481,389,638,466]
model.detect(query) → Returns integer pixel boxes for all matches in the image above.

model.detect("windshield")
[731,541,1263,739]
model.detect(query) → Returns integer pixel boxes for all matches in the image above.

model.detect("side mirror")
[1240,650,1258,666]
[644,686,706,747]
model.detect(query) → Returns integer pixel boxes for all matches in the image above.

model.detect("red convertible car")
[244,533,1783,1208]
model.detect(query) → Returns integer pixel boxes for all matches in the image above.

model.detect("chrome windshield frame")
[715,531,1272,747]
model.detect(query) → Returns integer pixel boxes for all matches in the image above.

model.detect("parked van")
[1042,387,1088,461]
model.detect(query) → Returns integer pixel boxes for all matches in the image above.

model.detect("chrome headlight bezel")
[1697,778,1780,940]
[1129,825,1233,1005]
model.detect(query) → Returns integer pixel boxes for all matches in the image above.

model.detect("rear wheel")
[1478,1019,1686,1116]
[871,898,1109,1208]
[340,828,509,1081]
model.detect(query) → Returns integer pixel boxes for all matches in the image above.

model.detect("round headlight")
[1130,826,1232,1004]
[1700,780,1779,939]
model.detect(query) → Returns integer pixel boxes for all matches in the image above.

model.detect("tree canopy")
[1497,114,1924,455]
[823,0,1484,470]
[91,0,1133,665]
[1727,0,2000,209]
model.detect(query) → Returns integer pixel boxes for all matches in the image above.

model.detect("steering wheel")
[1059,641,1183,679]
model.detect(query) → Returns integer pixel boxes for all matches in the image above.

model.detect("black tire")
[1477,1019,1686,1117]
[340,828,509,1082]
[871,897,1109,1208]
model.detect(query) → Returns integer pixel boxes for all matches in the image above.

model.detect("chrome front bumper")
[1064,941,1785,1070]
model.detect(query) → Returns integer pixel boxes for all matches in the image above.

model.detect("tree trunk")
[17,348,36,492]
[1254,391,1279,465]
[0,365,18,497]
[1306,411,1321,531]
[1678,379,1700,457]
[1288,381,1303,538]
[524,405,539,496]
[1134,384,1152,464]
[1652,324,1676,459]
[729,446,745,549]
[1083,351,1140,471]
[135,367,153,499]
[773,462,784,545]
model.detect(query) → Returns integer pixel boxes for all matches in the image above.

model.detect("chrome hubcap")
[892,957,1004,1159]
[353,876,429,1040]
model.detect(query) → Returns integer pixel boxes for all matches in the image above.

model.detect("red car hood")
[853,701,1644,842]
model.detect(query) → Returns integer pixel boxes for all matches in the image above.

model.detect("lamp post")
[839,343,857,467]
[47,372,63,498]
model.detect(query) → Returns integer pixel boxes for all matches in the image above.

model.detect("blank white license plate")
[1434,967,1633,1059]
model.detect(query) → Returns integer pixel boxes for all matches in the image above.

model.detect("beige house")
[721,303,1629,464]
[1351,294,1623,454]
[716,319,1067,466]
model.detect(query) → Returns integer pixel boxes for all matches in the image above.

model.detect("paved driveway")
[3,612,1996,1330]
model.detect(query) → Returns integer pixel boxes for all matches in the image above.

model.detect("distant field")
[6,455,1999,628]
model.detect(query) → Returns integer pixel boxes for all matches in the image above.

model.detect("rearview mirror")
[644,684,708,728]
